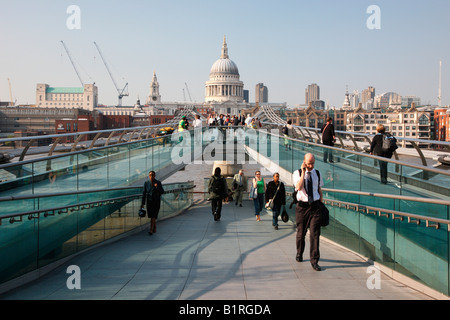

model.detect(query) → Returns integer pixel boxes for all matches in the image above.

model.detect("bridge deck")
[0,200,433,301]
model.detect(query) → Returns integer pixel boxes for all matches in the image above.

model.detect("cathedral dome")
[205,36,244,103]
[210,58,239,76]
[209,36,239,77]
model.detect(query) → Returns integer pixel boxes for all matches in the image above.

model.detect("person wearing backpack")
[208,167,228,221]
[370,124,396,184]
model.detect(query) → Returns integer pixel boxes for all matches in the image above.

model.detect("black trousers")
[378,159,388,184]
[323,141,334,162]
[211,198,223,219]
[295,201,321,264]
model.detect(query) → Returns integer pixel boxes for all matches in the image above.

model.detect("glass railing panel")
[394,212,449,294]
[37,207,79,268]
[129,141,151,185]
[0,162,33,197]
[32,156,79,195]
[107,144,130,188]
[0,182,194,288]
[78,149,109,191]
[321,205,361,255]
[0,218,39,284]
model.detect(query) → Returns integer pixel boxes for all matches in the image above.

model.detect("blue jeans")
[253,193,264,215]
[272,203,282,227]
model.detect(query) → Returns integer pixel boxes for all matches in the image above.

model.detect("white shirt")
[193,119,202,128]
[292,169,323,202]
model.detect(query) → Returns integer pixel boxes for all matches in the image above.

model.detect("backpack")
[282,126,288,135]
[211,176,225,195]
[382,133,398,153]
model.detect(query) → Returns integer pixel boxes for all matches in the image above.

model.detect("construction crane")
[60,40,84,86]
[93,42,129,106]
[184,83,192,102]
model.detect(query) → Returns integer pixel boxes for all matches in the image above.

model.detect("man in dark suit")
[370,124,393,184]
[321,117,336,163]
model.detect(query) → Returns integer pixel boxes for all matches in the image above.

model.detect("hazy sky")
[1,0,449,107]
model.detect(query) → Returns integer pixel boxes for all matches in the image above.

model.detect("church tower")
[147,72,161,104]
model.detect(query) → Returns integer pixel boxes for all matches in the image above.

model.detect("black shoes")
[311,263,321,271]
[296,256,321,271]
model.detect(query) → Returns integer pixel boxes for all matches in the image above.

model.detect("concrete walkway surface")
[0,200,434,301]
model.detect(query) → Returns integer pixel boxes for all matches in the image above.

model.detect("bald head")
[304,153,315,162]
[303,153,315,172]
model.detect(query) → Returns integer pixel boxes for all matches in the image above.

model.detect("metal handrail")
[322,198,450,232]
[321,188,450,205]
[261,127,450,177]
[0,186,141,202]
[0,183,196,223]
[0,123,170,143]
[263,121,450,147]
[2,194,142,224]
[284,188,450,230]
[0,127,191,170]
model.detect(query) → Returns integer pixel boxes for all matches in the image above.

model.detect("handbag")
[281,206,289,223]
[266,182,281,210]
[249,185,258,200]
[138,208,146,218]
[319,201,329,227]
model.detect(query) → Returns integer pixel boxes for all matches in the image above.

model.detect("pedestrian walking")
[141,170,165,235]
[232,169,247,207]
[292,153,324,271]
[321,117,336,163]
[252,170,265,221]
[282,120,293,150]
[265,173,286,230]
[208,167,228,221]
[370,124,396,184]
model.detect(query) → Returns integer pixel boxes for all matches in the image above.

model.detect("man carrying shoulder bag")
[292,153,324,271]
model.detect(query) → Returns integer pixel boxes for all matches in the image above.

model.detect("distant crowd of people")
[206,114,262,129]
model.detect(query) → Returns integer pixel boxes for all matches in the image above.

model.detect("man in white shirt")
[292,153,324,271]
[193,115,202,144]
[193,115,202,128]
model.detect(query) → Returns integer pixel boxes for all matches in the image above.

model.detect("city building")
[305,84,320,104]
[0,105,95,135]
[374,92,402,110]
[401,96,421,109]
[361,86,375,109]
[344,103,434,146]
[255,83,268,103]
[36,84,98,111]
[434,107,450,142]
[284,102,329,129]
